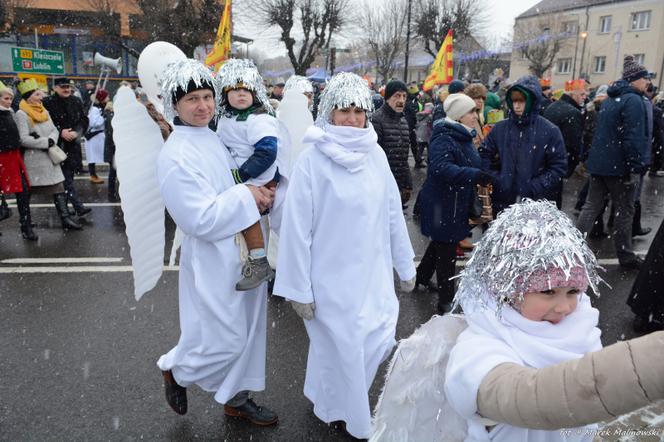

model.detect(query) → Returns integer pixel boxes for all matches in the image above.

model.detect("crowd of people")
[2,51,664,441]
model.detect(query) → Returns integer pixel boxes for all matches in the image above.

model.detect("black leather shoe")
[224,398,278,426]
[619,256,644,270]
[162,370,187,415]
[76,206,92,217]
[632,226,652,237]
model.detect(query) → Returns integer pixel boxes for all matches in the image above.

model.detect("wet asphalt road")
[1,166,663,442]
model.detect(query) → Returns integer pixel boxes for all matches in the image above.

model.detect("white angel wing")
[371,314,469,442]
[112,86,167,300]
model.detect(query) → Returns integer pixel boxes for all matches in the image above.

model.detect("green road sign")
[11,47,65,75]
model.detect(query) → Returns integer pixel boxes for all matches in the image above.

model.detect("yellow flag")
[423,30,454,92]
[205,0,232,71]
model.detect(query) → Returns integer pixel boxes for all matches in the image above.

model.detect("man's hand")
[61,128,76,142]
[290,300,315,320]
[246,184,275,214]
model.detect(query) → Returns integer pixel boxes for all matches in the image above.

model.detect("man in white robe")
[273,72,416,439]
[155,60,278,426]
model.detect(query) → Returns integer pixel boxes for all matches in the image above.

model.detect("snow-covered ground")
[595,400,664,441]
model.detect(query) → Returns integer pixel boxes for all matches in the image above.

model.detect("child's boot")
[236,256,275,291]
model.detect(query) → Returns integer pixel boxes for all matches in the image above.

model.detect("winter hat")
[448,79,465,94]
[53,77,73,87]
[384,80,408,100]
[160,59,219,121]
[506,85,534,115]
[216,58,272,114]
[595,84,609,98]
[95,89,109,102]
[443,93,476,121]
[564,79,587,92]
[523,265,589,294]
[622,55,649,83]
[464,83,487,100]
[315,72,373,127]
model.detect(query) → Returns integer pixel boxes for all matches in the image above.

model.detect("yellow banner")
[423,30,454,92]
[205,0,232,72]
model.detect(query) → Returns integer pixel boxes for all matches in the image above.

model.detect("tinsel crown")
[215,58,272,114]
[315,72,373,127]
[284,75,313,95]
[159,59,219,121]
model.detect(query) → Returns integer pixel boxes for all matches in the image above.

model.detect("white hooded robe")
[273,124,416,439]
[155,124,267,404]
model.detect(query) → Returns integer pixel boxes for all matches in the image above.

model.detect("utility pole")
[402,0,412,82]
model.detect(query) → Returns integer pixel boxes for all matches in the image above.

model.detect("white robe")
[216,113,279,186]
[155,124,267,404]
[273,124,416,439]
[85,105,106,164]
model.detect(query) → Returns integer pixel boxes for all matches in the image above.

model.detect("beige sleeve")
[476,331,664,430]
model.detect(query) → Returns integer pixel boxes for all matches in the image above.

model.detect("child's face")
[518,286,580,324]
[227,88,253,110]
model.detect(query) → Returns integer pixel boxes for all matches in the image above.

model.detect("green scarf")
[226,103,264,122]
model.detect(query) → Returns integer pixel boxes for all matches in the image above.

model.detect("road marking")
[5,202,121,208]
[74,176,109,181]
[0,265,179,273]
[1,257,124,264]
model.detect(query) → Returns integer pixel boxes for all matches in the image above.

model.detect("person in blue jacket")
[576,55,651,269]
[479,75,567,213]
[416,93,493,314]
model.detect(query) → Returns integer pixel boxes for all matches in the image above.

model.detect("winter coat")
[479,75,567,212]
[651,104,664,162]
[103,108,115,164]
[404,95,420,147]
[415,111,432,144]
[419,119,483,243]
[43,93,88,172]
[15,109,65,187]
[586,80,650,176]
[0,108,29,193]
[477,331,664,430]
[581,100,602,162]
[543,93,584,177]
[371,104,413,190]
[627,217,664,323]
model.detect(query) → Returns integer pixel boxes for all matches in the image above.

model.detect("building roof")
[517,0,628,19]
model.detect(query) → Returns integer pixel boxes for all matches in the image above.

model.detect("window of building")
[593,56,606,73]
[557,58,572,74]
[563,21,578,35]
[630,11,651,31]
[599,16,612,33]
[634,53,645,65]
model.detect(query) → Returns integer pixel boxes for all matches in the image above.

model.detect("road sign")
[11,47,65,75]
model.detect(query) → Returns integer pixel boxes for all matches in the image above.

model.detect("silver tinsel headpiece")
[215,58,273,114]
[315,72,374,127]
[454,199,605,315]
[159,59,219,121]
[284,75,313,95]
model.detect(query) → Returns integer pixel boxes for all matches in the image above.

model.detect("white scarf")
[302,124,377,173]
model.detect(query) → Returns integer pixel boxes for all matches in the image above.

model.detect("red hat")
[564,79,587,92]
[96,89,109,102]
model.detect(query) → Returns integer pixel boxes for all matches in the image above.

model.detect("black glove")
[48,138,55,147]
[29,132,40,139]
[476,171,493,186]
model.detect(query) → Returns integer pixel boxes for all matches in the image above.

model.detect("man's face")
[510,91,526,116]
[631,77,650,93]
[568,89,587,106]
[175,89,215,127]
[54,84,73,98]
[387,91,407,113]
[273,86,283,96]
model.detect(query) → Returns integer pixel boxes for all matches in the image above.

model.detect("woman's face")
[0,92,14,108]
[27,89,44,105]
[458,108,478,128]
[331,105,366,128]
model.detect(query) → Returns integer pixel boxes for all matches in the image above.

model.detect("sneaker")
[162,370,187,415]
[224,398,278,426]
[619,256,644,270]
[235,256,275,291]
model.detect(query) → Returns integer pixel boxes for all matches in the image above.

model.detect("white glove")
[291,300,316,320]
[400,277,417,293]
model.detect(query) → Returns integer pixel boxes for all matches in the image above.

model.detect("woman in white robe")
[155,59,278,425]
[273,72,416,439]
[85,89,108,183]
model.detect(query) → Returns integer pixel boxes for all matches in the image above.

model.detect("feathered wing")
[268,90,314,268]
[112,86,167,300]
[371,314,469,442]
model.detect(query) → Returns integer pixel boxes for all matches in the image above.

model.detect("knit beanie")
[95,89,109,102]
[384,80,408,100]
[448,79,465,94]
[622,55,649,83]
[444,93,476,121]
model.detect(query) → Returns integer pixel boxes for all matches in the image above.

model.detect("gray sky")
[234,0,543,58]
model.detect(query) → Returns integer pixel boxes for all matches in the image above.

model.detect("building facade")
[510,0,664,89]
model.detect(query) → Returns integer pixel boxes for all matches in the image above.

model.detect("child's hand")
[246,184,274,213]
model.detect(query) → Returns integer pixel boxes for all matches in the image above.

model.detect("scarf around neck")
[19,99,49,124]
[302,124,377,173]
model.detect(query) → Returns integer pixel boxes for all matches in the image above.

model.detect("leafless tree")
[514,15,569,78]
[361,0,408,84]
[413,0,487,59]
[252,0,351,75]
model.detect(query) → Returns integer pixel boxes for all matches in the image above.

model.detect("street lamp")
[578,31,588,79]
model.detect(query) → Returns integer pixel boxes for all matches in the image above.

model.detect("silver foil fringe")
[215,58,273,114]
[284,75,313,95]
[315,72,374,127]
[453,199,605,315]
[159,59,219,121]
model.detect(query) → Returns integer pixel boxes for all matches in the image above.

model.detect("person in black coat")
[103,102,118,201]
[649,93,664,176]
[404,83,422,167]
[371,80,413,205]
[415,93,493,314]
[43,77,90,216]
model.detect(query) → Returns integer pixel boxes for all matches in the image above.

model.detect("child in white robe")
[216,59,279,291]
